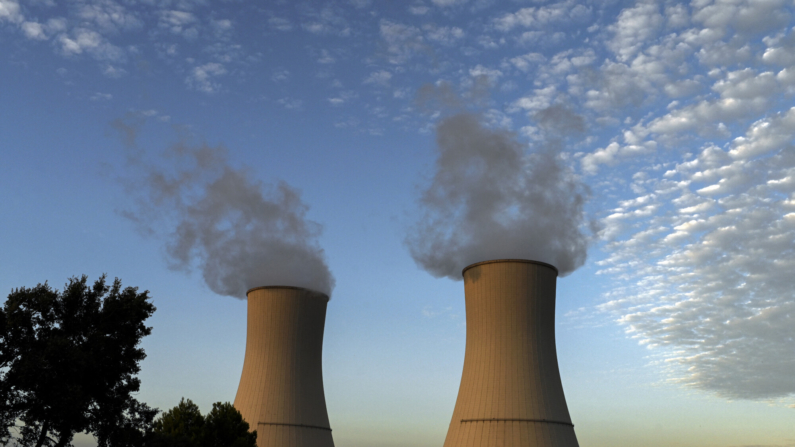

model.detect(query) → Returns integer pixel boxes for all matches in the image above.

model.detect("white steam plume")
[117,121,334,298]
[407,111,591,279]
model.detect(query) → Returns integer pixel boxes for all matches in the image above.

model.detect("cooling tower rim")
[246,285,330,302]
[462,259,559,277]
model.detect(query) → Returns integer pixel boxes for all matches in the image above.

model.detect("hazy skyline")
[2,0,794,446]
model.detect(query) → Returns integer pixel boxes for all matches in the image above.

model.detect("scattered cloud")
[598,116,795,400]
[158,10,198,39]
[90,92,113,101]
[379,19,426,65]
[581,140,657,174]
[423,24,464,45]
[186,62,226,93]
[494,0,590,32]
[301,5,350,36]
[0,0,22,24]
[268,16,293,32]
[608,1,663,62]
[278,97,303,110]
[57,28,126,62]
[468,64,502,85]
[506,52,545,72]
[76,0,142,33]
[363,69,392,87]
[271,68,290,82]
[409,5,429,15]
[317,49,335,64]
[431,0,467,6]
[21,21,46,39]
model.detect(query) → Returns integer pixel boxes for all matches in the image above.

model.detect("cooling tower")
[234,286,334,447]
[443,259,579,447]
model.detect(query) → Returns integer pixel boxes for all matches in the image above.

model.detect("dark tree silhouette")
[202,402,257,447]
[0,275,157,447]
[149,399,204,447]
[149,399,256,447]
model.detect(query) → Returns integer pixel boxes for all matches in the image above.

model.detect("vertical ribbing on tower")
[234,286,334,447]
[443,260,579,447]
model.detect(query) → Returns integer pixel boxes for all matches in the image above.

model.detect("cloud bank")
[407,112,591,279]
[599,111,795,399]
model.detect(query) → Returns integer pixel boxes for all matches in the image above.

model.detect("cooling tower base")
[445,420,578,447]
[252,424,333,447]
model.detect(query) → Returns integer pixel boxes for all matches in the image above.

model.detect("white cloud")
[379,20,425,65]
[301,5,350,36]
[691,0,791,36]
[409,5,429,15]
[62,31,96,53]
[363,69,392,87]
[584,60,655,110]
[271,69,290,82]
[57,28,125,62]
[210,18,232,38]
[494,0,589,31]
[665,3,690,28]
[468,64,502,83]
[278,97,303,110]
[423,24,464,45]
[762,28,795,66]
[268,16,292,31]
[506,52,545,72]
[597,122,795,399]
[90,92,113,101]
[608,1,664,62]
[509,85,557,112]
[317,49,335,64]
[326,89,356,106]
[431,0,467,6]
[102,64,126,78]
[159,10,198,38]
[664,79,703,98]
[712,68,777,100]
[476,34,504,49]
[0,0,22,24]
[729,108,795,159]
[14,16,64,41]
[581,140,657,175]
[696,40,752,66]
[21,21,46,40]
[647,68,781,136]
[76,0,141,33]
[186,62,226,93]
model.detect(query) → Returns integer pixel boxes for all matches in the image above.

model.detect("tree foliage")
[150,399,256,447]
[150,399,204,447]
[0,275,157,447]
[202,402,257,447]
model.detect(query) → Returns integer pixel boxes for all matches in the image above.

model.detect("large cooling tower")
[234,286,334,447]
[443,259,579,447]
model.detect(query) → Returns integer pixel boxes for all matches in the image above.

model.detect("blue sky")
[2,0,795,446]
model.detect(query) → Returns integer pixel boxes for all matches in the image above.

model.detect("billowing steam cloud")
[407,112,591,279]
[117,121,334,298]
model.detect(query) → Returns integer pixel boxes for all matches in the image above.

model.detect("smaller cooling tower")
[234,286,334,447]
[443,259,579,447]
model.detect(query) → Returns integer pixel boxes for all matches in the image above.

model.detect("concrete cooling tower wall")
[443,259,579,447]
[234,286,334,447]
